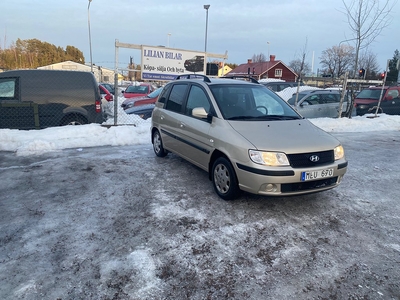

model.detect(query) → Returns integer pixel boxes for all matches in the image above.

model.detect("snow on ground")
[1,114,399,156]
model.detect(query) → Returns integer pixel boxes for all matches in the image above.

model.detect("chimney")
[270,55,275,62]
[247,59,252,64]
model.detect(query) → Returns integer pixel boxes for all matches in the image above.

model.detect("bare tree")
[320,44,355,77]
[292,38,309,107]
[341,0,397,76]
[251,53,267,63]
[358,50,380,79]
[288,59,311,78]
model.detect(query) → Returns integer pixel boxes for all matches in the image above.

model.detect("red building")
[226,55,298,82]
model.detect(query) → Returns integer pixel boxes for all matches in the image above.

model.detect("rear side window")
[165,84,187,113]
[0,78,18,100]
[322,93,340,103]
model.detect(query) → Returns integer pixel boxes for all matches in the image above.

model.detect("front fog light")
[262,183,277,192]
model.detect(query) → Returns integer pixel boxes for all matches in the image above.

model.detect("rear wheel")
[212,157,240,200]
[152,130,167,157]
[61,114,86,126]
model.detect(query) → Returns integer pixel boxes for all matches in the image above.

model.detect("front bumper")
[235,160,348,196]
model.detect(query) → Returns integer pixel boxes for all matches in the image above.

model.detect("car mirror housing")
[192,107,208,119]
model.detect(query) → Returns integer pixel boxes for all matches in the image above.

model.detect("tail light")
[95,100,101,113]
[105,94,113,102]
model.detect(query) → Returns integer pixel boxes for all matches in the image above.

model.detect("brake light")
[95,100,101,113]
[105,94,113,102]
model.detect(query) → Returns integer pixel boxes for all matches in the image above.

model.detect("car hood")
[228,119,340,153]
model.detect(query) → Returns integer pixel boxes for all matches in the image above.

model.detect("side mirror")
[192,107,212,122]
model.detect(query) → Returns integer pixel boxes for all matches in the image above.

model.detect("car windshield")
[356,88,387,100]
[209,84,301,120]
[147,87,162,98]
[125,85,149,93]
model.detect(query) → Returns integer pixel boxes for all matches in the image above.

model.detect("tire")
[212,157,240,200]
[61,114,86,126]
[152,130,167,157]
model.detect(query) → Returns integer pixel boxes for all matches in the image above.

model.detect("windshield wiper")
[257,115,301,120]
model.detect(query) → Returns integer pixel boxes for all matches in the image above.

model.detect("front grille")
[287,150,334,168]
[281,177,338,193]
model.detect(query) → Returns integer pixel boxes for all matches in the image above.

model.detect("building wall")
[37,61,116,83]
[262,62,296,82]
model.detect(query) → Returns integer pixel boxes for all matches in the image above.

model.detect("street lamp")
[88,0,93,73]
[203,5,210,53]
[167,33,171,47]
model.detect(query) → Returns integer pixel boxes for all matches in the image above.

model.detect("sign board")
[141,46,206,81]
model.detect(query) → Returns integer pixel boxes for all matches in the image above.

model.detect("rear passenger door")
[321,93,341,117]
[158,83,188,151]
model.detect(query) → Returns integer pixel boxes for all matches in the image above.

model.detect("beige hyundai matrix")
[151,75,347,200]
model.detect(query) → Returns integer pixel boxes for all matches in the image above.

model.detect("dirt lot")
[0,131,399,300]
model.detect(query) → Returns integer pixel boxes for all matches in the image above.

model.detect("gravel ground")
[0,131,399,300]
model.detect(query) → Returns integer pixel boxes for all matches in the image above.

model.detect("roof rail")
[176,74,211,83]
[221,75,259,84]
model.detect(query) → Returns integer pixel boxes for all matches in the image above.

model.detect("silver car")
[151,75,347,200]
[288,89,349,118]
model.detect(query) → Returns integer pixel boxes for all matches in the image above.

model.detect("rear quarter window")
[0,78,18,100]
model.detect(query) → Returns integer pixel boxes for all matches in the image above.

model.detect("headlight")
[334,145,345,160]
[249,150,289,166]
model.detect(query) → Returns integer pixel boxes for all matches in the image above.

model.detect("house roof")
[227,57,298,78]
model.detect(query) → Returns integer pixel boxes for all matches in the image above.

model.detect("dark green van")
[0,69,104,129]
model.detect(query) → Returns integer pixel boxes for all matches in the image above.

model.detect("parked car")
[287,89,350,118]
[354,86,400,115]
[151,74,347,200]
[99,84,113,102]
[0,70,104,129]
[121,87,162,110]
[122,83,155,99]
[125,104,155,120]
[261,81,303,92]
[99,84,114,119]
[99,82,115,95]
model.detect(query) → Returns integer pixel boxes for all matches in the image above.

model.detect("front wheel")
[212,157,240,200]
[152,130,167,157]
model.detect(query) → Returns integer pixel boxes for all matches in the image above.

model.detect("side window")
[305,95,320,105]
[387,89,399,99]
[165,84,187,113]
[158,84,172,104]
[185,85,210,116]
[324,94,340,103]
[0,78,18,99]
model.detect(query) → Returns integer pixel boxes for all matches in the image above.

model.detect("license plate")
[301,168,334,181]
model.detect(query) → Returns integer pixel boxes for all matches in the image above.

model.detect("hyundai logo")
[309,155,320,162]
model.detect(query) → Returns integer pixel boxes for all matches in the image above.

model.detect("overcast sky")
[1,0,399,73]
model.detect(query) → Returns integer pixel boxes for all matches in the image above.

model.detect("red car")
[99,84,113,102]
[122,83,155,99]
[121,87,163,110]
